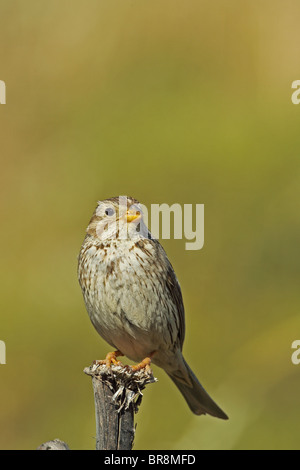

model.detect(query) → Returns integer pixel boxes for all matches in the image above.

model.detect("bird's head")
[86,196,149,241]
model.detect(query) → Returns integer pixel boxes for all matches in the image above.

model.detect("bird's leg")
[93,350,124,368]
[105,350,124,367]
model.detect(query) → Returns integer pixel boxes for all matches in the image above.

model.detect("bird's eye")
[105,207,115,216]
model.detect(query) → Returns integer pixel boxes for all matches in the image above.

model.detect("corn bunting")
[78,196,228,419]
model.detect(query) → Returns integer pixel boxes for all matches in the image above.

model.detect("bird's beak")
[126,209,141,223]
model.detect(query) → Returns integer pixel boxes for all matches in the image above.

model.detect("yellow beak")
[126,210,141,223]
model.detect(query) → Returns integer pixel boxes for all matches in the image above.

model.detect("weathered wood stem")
[37,362,156,450]
[84,362,157,450]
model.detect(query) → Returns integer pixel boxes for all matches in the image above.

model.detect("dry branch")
[37,362,156,450]
[84,362,157,450]
[37,439,70,450]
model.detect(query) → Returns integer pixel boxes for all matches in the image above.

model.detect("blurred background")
[0,0,300,450]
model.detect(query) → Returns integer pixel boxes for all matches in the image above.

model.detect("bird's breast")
[78,237,179,360]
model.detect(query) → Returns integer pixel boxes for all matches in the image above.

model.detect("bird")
[78,196,228,419]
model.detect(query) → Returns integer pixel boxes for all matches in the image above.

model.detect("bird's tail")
[167,357,228,420]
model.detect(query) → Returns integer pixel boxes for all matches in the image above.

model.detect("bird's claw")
[93,350,124,368]
[93,353,153,375]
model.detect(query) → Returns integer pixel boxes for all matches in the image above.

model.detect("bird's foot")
[93,351,155,374]
[130,356,152,373]
[93,350,124,368]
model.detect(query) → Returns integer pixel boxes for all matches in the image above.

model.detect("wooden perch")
[37,362,156,450]
[84,362,157,450]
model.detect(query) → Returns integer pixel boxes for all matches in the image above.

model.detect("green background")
[0,0,300,450]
